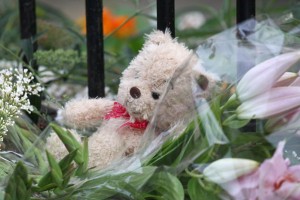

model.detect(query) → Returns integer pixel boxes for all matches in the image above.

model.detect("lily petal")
[237,87,300,119]
[290,77,300,87]
[274,72,298,87]
[237,51,300,101]
[203,158,259,184]
[265,107,300,131]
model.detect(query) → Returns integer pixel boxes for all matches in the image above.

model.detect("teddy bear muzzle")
[130,87,141,99]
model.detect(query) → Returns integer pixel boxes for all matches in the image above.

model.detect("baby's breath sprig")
[0,68,43,142]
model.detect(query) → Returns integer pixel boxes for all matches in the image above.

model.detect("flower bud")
[203,158,259,184]
[237,51,300,101]
[237,87,300,119]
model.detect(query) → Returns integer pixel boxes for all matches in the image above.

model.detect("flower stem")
[221,93,239,111]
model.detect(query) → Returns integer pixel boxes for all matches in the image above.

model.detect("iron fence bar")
[86,0,105,98]
[19,0,37,43]
[19,0,40,123]
[236,0,256,132]
[236,0,255,39]
[236,0,255,24]
[236,0,256,78]
[157,0,175,38]
[19,0,38,71]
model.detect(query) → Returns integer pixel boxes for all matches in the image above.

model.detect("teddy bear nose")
[130,87,141,99]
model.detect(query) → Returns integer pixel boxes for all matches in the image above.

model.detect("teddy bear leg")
[87,130,125,169]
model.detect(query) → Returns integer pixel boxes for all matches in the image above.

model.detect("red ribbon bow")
[104,102,148,130]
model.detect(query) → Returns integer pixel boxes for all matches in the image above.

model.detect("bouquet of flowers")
[192,18,300,199]
[2,15,300,200]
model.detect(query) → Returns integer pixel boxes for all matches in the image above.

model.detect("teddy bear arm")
[59,98,114,129]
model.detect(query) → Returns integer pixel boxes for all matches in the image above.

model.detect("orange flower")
[102,7,115,36]
[112,15,136,38]
[77,7,136,38]
[77,16,86,35]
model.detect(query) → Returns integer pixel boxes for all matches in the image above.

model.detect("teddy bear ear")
[196,74,210,91]
[192,60,220,98]
[194,72,217,99]
[144,29,174,46]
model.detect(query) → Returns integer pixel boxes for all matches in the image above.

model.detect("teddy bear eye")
[151,92,160,100]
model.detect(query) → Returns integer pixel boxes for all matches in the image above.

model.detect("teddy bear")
[46,30,215,169]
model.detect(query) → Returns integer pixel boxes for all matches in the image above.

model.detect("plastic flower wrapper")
[189,17,300,199]
[0,46,228,199]
[3,16,300,200]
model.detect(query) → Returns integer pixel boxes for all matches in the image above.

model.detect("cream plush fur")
[46,30,215,169]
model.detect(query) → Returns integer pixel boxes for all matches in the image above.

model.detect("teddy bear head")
[117,30,213,132]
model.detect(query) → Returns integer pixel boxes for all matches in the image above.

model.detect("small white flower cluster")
[0,67,43,141]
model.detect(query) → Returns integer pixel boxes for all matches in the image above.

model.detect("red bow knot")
[104,102,148,130]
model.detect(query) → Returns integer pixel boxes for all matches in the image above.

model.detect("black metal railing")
[237,0,255,24]
[18,0,256,112]
[157,0,175,38]
[19,0,40,123]
[85,0,105,98]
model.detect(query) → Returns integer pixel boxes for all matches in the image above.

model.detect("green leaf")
[86,183,145,200]
[59,150,77,173]
[69,166,157,199]
[145,172,184,200]
[0,160,13,182]
[224,119,251,129]
[51,124,75,151]
[61,165,76,188]
[223,114,251,129]
[193,144,228,164]
[15,126,48,173]
[125,166,157,190]
[210,95,222,122]
[146,123,195,166]
[4,162,31,200]
[172,126,200,166]
[292,3,300,20]
[38,150,77,189]
[46,151,63,188]
[82,137,88,168]
[50,123,84,164]
[187,178,221,200]
[231,133,274,162]
[76,137,88,175]
[37,173,53,189]
[21,38,34,62]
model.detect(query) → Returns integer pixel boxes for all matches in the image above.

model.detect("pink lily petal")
[237,87,300,119]
[237,51,300,101]
[276,182,300,200]
[275,165,300,199]
[258,142,288,196]
[290,77,300,86]
[222,170,260,200]
[223,141,300,200]
[265,107,300,131]
[287,165,300,181]
[274,72,298,87]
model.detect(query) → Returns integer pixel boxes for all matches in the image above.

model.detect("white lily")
[237,87,300,119]
[203,158,259,184]
[236,51,300,101]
